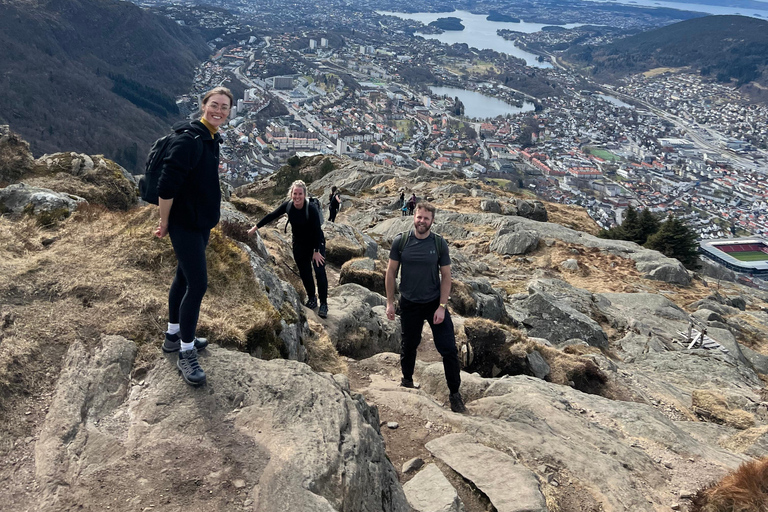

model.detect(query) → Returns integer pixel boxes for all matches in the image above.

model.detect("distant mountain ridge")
[0,0,210,173]
[563,15,768,88]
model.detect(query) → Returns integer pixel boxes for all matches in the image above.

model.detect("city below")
[146,0,768,244]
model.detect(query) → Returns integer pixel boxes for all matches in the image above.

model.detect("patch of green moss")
[279,300,299,324]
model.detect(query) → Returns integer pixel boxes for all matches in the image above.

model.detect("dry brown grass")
[304,318,347,375]
[692,390,755,430]
[512,340,609,395]
[0,204,288,411]
[690,457,768,512]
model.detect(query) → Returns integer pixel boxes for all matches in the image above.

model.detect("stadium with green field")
[699,238,768,275]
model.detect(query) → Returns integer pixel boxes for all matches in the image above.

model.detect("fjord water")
[378,10,577,67]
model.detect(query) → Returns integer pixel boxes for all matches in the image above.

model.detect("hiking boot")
[318,303,328,319]
[305,296,318,309]
[400,377,420,389]
[449,392,467,413]
[177,348,206,387]
[162,333,208,353]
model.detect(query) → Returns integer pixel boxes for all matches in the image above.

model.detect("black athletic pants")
[399,296,461,393]
[329,207,338,223]
[168,224,210,343]
[293,241,328,304]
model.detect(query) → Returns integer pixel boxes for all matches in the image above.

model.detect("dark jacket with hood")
[157,120,222,231]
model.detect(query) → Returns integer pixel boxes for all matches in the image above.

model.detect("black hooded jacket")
[157,120,222,231]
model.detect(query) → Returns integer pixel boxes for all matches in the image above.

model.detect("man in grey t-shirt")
[385,202,466,413]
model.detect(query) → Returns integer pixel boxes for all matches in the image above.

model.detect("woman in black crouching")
[154,86,233,387]
[248,180,329,318]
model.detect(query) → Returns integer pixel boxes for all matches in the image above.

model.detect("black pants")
[399,297,461,393]
[329,207,338,223]
[168,224,210,343]
[293,241,328,304]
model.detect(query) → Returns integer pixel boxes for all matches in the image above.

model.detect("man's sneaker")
[305,296,318,309]
[318,303,328,319]
[449,392,467,413]
[400,378,420,389]
[177,348,206,386]
[162,333,208,353]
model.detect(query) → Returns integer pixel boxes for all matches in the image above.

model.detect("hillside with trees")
[563,15,768,89]
[0,0,210,173]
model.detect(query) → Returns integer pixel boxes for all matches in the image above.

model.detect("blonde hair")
[201,87,234,109]
[288,180,308,199]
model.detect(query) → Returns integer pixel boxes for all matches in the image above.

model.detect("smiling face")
[201,93,231,129]
[291,184,306,209]
[413,207,434,235]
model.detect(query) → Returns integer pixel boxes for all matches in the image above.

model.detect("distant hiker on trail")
[385,202,467,413]
[154,86,233,387]
[328,185,341,223]
[248,180,329,318]
[400,191,407,216]
[407,193,417,215]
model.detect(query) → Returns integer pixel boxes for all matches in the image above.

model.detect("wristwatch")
[439,303,448,309]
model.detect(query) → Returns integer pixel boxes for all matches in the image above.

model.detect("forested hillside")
[0,0,210,173]
[564,15,768,87]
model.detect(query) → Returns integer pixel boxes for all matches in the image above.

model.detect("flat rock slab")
[426,433,548,512]
[403,463,464,512]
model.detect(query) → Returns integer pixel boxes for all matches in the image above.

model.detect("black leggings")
[399,296,461,393]
[168,225,210,343]
[293,241,328,303]
[329,207,338,223]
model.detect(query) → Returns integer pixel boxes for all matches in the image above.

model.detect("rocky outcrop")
[0,183,85,219]
[0,125,34,183]
[35,336,408,512]
[324,284,400,358]
[354,353,753,512]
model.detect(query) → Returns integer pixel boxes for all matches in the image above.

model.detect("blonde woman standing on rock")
[248,180,330,319]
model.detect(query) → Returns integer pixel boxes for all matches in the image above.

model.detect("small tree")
[637,208,660,245]
[644,216,700,270]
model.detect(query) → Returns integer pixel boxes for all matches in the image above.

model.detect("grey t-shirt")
[390,231,451,303]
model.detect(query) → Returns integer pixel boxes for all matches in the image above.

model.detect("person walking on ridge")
[407,193,417,215]
[248,180,330,318]
[385,202,466,413]
[155,86,233,387]
[328,185,341,223]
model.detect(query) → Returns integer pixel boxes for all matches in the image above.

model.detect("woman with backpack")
[328,185,341,223]
[154,86,233,387]
[248,180,329,318]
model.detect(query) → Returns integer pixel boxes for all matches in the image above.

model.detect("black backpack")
[138,127,202,205]
[395,229,444,277]
[283,196,324,232]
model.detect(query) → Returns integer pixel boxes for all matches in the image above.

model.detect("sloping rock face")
[354,354,752,512]
[34,336,408,512]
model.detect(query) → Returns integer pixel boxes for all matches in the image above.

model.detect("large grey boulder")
[0,183,85,215]
[35,336,408,512]
[630,252,691,285]
[489,229,539,255]
[403,464,464,512]
[325,284,400,358]
[427,434,546,512]
[519,291,608,348]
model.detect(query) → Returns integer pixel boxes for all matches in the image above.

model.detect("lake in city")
[377,10,586,68]
[596,93,634,108]
[429,86,535,119]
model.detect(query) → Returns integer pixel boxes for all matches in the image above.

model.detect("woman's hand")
[154,220,169,238]
[248,225,259,236]
[312,251,325,267]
